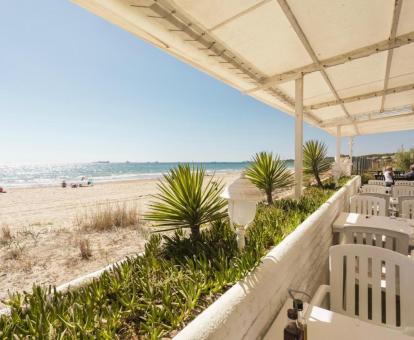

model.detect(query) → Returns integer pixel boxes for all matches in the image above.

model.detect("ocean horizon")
[0,161,295,188]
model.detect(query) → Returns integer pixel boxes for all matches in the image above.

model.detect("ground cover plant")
[0,177,350,339]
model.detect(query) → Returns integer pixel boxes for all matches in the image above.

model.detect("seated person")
[0,187,6,193]
[404,164,414,181]
[383,166,394,187]
[80,177,90,187]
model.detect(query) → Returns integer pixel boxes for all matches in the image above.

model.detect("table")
[333,212,414,245]
[264,298,414,340]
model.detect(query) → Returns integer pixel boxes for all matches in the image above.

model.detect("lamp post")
[221,173,263,250]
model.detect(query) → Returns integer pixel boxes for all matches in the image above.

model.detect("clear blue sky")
[1,1,413,164]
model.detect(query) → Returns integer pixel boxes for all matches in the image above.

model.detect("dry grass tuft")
[76,203,140,231]
[79,238,92,260]
[5,241,24,260]
[1,225,13,246]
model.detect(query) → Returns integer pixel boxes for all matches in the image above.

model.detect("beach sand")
[0,172,240,307]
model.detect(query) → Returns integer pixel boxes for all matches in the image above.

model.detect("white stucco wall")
[174,176,361,340]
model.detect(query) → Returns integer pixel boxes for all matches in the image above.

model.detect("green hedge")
[0,178,349,339]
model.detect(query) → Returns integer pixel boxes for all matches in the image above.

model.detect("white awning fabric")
[74,0,414,137]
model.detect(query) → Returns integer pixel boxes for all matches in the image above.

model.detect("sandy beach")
[0,172,240,307]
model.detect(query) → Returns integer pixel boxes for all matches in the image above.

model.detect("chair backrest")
[392,186,414,198]
[350,195,386,216]
[401,199,414,219]
[368,180,385,186]
[358,192,389,214]
[394,181,414,186]
[329,244,414,329]
[398,196,414,217]
[343,225,409,255]
[360,184,390,195]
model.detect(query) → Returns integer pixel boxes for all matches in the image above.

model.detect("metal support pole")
[335,126,341,165]
[348,136,353,174]
[294,75,304,199]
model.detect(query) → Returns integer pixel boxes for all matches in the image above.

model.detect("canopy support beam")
[322,105,413,127]
[245,30,414,92]
[208,0,272,32]
[277,0,358,135]
[380,0,403,112]
[306,83,414,111]
[324,111,414,131]
[294,75,304,199]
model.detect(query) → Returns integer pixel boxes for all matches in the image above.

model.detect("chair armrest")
[305,285,330,320]
[310,284,330,307]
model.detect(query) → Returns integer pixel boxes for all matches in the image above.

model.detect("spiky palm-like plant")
[145,164,227,238]
[245,152,293,205]
[303,140,331,187]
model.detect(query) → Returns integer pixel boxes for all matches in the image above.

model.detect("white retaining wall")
[174,176,361,340]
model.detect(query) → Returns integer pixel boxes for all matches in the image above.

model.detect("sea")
[0,161,294,188]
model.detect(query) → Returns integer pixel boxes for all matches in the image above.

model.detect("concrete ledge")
[174,176,361,340]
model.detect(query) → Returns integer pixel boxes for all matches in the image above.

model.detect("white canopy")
[74,0,414,137]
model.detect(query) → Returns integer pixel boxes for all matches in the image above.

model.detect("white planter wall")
[174,176,361,340]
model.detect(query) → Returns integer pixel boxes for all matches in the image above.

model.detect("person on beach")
[404,164,414,180]
[383,166,394,187]
[0,187,6,193]
[61,180,67,188]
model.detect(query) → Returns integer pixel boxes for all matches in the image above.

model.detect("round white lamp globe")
[221,173,263,249]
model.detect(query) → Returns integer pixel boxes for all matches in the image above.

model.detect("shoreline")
[0,168,245,190]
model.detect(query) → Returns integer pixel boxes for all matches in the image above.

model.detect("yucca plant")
[145,164,227,238]
[245,152,293,204]
[303,140,331,187]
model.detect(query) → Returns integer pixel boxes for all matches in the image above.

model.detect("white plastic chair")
[398,196,414,217]
[401,200,414,220]
[393,186,414,198]
[350,195,386,216]
[394,181,414,187]
[359,192,390,214]
[368,180,385,186]
[342,225,409,255]
[360,184,390,195]
[311,244,414,330]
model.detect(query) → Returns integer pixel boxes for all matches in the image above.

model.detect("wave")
[0,162,259,188]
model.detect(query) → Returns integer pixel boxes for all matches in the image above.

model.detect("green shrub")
[303,140,331,187]
[360,172,374,185]
[145,164,227,238]
[395,147,414,172]
[245,152,293,204]
[0,181,348,339]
